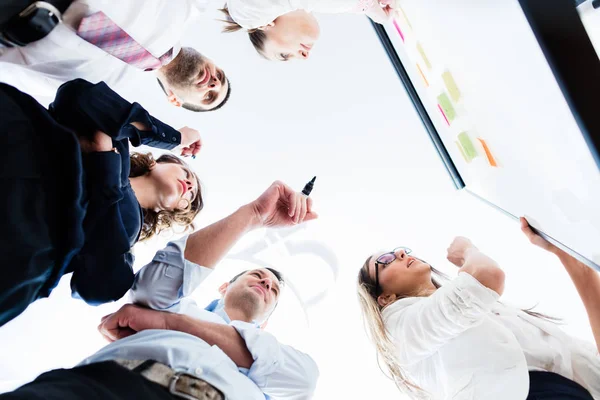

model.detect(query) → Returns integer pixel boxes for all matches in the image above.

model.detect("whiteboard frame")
[371,0,600,271]
[519,0,600,170]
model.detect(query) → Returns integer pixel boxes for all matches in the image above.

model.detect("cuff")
[148,116,181,150]
[161,236,213,297]
[452,272,500,306]
[182,261,212,297]
[230,320,282,387]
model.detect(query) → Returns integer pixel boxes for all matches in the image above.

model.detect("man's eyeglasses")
[374,247,412,297]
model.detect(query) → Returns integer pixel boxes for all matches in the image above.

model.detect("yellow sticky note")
[417,42,432,70]
[457,132,478,161]
[442,71,461,102]
[437,93,456,122]
[399,7,413,30]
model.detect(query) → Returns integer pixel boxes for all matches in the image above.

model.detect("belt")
[0,1,73,47]
[114,359,224,400]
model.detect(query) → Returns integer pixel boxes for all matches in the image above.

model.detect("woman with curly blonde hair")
[0,78,203,327]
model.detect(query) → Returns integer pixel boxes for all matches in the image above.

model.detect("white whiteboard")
[380,0,600,268]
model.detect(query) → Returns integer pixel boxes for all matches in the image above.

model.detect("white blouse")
[226,0,380,29]
[383,272,600,399]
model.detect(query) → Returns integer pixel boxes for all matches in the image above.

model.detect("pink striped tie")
[77,11,173,71]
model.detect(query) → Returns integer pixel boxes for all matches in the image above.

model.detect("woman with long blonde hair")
[357,218,600,399]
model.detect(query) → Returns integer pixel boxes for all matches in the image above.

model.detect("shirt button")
[195,367,203,376]
[161,132,166,137]
[172,137,177,141]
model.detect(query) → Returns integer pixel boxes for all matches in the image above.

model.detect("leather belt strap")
[113,359,224,400]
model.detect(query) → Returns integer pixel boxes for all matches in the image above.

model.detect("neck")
[420,280,438,297]
[223,304,254,323]
[130,175,156,210]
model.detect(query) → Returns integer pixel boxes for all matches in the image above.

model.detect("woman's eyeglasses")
[374,247,412,297]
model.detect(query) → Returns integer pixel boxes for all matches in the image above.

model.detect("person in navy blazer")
[0,78,203,327]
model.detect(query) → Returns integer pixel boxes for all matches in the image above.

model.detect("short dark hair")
[156,78,232,113]
[229,268,285,285]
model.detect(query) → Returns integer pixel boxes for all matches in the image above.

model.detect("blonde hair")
[357,256,446,399]
[357,254,558,398]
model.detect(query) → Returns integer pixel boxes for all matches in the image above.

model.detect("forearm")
[459,248,505,295]
[168,314,253,368]
[52,80,179,148]
[184,204,260,268]
[557,251,600,352]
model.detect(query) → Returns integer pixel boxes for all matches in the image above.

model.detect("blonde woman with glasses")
[357,218,600,399]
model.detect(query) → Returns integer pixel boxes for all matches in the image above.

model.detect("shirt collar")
[204,298,261,327]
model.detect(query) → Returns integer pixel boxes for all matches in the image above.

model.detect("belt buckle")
[169,371,200,400]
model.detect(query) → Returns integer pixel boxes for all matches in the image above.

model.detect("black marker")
[301,176,316,196]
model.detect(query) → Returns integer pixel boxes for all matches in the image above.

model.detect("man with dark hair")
[0,181,319,400]
[0,1,231,112]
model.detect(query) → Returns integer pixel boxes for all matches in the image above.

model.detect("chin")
[415,260,431,273]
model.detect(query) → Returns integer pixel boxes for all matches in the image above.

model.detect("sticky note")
[437,93,456,122]
[442,71,461,102]
[399,7,413,30]
[457,132,478,160]
[393,19,404,42]
[417,42,432,70]
[455,141,470,162]
[437,104,450,126]
[477,138,498,167]
[416,63,429,87]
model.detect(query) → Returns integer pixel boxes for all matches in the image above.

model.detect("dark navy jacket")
[44,79,182,304]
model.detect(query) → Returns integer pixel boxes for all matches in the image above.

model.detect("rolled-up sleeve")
[50,79,181,150]
[130,236,213,311]
[384,272,500,365]
[230,321,319,399]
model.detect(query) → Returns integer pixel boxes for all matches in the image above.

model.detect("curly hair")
[219,5,268,58]
[129,152,203,241]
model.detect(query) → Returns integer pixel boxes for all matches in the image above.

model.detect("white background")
[382,0,600,269]
[1,3,599,399]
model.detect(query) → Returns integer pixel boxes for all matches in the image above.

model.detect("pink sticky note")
[393,19,404,42]
[437,104,450,126]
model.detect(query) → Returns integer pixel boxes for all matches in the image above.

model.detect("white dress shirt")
[226,0,380,29]
[79,237,319,400]
[383,272,600,399]
[0,0,207,104]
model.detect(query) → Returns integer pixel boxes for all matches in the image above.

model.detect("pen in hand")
[302,176,316,196]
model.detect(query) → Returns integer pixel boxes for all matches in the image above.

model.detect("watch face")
[28,8,61,26]
[6,8,60,46]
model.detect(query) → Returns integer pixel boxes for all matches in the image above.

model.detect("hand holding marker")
[290,176,316,224]
[302,176,316,196]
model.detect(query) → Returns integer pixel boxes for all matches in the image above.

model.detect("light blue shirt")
[79,237,319,400]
